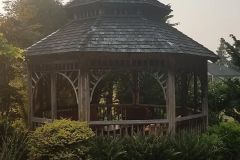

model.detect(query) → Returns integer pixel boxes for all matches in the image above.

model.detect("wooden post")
[201,60,208,126]
[78,70,90,121]
[131,71,140,105]
[194,72,198,108]
[167,58,176,134]
[51,72,57,120]
[26,64,33,129]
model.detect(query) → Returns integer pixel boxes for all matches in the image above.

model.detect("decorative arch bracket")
[148,72,168,100]
[56,71,79,104]
[89,69,111,102]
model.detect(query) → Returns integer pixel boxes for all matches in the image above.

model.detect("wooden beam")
[32,117,53,123]
[26,64,33,129]
[51,72,57,119]
[78,70,90,121]
[194,72,198,107]
[89,119,168,125]
[85,71,90,121]
[176,113,204,122]
[78,70,83,121]
[166,58,176,134]
[201,60,208,126]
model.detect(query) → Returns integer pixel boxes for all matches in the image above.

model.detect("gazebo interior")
[26,0,218,136]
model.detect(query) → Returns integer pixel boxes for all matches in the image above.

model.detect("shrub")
[89,136,177,160]
[11,118,27,133]
[122,136,177,160]
[29,119,95,160]
[208,122,240,160]
[89,137,126,160]
[0,118,29,160]
[170,132,223,160]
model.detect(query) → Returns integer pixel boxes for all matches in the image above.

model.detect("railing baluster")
[131,125,134,136]
[101,126,104,136]
[113,125,116,137]
[154,124,157,135]
[107,125,110,136]
[124,125,127,136]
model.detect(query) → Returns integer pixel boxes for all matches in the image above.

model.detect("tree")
[221,35,240,122]
[216,38,229,66]
[163,4,179,26]
[224,35,240,70]
[210,35,240,123]
[0,33,24,119]
[0,0,68,122]
[0,0,67,48]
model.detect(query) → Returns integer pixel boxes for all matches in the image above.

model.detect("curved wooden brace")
[90,70,110,102]
[56,72,79,104]
[31,72,45,90]
[149,72,168,100]
[31,72,49,114]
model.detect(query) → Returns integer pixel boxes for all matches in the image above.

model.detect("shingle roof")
[67,0,169,9]
[208,63,240,77]
[26,15,218,60]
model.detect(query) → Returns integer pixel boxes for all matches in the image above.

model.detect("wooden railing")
[89,119,169,137]
[90,104,166,121]
[31,114,207,136]
[176,114,207,133]
[32,117,52,128]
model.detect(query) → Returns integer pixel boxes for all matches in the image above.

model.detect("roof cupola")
[66,0,172,21]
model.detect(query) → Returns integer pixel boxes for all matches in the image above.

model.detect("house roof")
[26,15,218,60]
[208,63,240,77]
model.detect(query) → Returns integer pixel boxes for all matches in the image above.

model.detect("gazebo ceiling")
[26,0,218,61]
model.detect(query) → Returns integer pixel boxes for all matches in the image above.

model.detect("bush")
[0,118,29,160]
[29,119,95,160]
[11,118,27,133]
[170,132,223,160]
[89,136,178,160]
[89,137,126,160]
[122,136,177,160]
[208,122,240,160]
[88,134,224,160]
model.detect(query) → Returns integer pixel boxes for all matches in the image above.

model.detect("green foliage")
[29,119,95,160]
[213,35,240,122]
[0,33,25,120]
[169,133,223,160]
[0,130,28,160]
[208,122,240,160]
[89,136,177,160]
[1,0,67,48]
[208,78,240,123]
[11,118,27,133]
[89,137,126,160]
[122,136,177,160]
[223,35,240,68]
[0,118,29,160]
[88,134,224,160]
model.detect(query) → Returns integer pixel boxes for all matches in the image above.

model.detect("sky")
[0,0,240,52]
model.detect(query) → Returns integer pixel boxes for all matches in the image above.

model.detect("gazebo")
[26,0,218,136]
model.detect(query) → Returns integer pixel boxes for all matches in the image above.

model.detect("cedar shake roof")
[67,0,169,9]
[26,0,218,61]
[26,16,217,60]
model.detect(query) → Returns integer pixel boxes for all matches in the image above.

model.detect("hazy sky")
[0,0,240,52]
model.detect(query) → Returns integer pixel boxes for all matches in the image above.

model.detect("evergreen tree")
[0,33,24,119]
[213,35,240,123]
[224,34,240,70]
[1,0,67,48]
[216,38,229,66]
